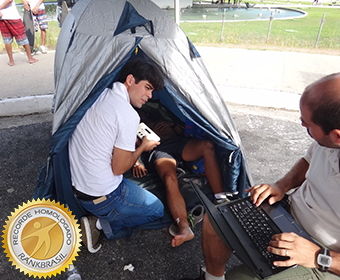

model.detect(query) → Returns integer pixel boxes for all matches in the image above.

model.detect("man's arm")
[153,121,184,136]
[248,157,309,206]
[21,0,30,11]
[32,0,44,14]
[132,160,148,178]
[268,232,340,276]
[0,0,13,11]
[111,137,159,175]
[275,157,309,192]
[329,250,340,276]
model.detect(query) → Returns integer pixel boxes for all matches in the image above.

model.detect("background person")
[0,0,38,65]
[22,0,48,53]
[56,0,77,28]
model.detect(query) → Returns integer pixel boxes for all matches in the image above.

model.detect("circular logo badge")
[2,199,82,278]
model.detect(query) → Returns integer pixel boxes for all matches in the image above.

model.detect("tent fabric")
[52,0,241,143]
[35,0,253,223]
[114,1,154,36]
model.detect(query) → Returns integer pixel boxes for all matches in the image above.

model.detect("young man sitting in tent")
[132,108,224,247]
[69,58,165,253]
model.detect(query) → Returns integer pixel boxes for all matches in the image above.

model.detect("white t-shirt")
[0,0,21,20]
[290,141,340,251]
[25,0,45,11]
[69,82,140,196]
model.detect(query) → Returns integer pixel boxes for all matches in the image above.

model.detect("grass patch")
[1,4,339,54]
[181,7,340,51]
[197,0,338,6]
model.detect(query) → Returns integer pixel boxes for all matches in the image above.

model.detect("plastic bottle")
[66,265,82,280]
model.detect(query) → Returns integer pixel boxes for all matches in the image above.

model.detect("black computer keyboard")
[229,200,286,267]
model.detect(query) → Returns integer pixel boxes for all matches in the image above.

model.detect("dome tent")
[34,0,253,227]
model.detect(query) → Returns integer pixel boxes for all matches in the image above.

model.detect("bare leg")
[23,44,38,64]
[182,139,223,194]
[40,29,46,46]
[155,158,194,247]
[202,213,230,277]
[5,43,14,66]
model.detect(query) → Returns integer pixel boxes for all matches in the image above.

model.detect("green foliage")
[195,0,335,6]
[181,7,340,50]
[1,5,339,53]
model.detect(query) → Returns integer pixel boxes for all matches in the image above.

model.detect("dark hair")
[311,96,340,135]
[118,58,164,92]
[304,73,340,134]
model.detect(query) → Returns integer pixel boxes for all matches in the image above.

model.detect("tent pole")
[174,0,180,25]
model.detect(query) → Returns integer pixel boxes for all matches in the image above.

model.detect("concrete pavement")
[1,47,340,117]
[0,100,312,280]
[198,46,340,111]
[0,50,54,116]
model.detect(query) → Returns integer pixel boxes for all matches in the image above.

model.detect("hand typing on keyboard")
[246,158,309,207]
[267,232,321,268]
[246,183,287,207]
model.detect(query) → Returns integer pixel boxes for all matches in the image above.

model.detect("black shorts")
[143,136,190,171]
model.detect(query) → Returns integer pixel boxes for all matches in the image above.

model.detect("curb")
[0,95,53,117]
[0,85,300,119]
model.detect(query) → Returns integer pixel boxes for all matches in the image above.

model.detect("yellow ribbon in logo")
[2,198,82,278]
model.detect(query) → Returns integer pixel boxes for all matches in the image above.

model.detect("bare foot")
[8,61,14,66]
[171,226,194,247]
[29,57,38,64]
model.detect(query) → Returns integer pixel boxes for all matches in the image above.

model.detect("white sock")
[205,271,225,280]
[96,219,102,230]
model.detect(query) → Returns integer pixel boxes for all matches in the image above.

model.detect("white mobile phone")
[137,123,160,142]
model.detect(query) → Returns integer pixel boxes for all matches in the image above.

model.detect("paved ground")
[0,46,338,279]
[0,50,54,116]
[0,104,312,280]
[198,46,340,111]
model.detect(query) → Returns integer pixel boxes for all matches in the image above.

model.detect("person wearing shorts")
[56,0,76,28]
[0,0,38,66]
[22,0,48,54]
[133,119,224,248]
[148,136,191,172]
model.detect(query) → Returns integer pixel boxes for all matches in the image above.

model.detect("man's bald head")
[301,73,340,135]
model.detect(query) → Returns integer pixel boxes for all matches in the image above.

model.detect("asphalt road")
[0,103,312,280]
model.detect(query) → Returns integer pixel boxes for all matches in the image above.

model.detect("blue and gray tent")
[34,0,253,229]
